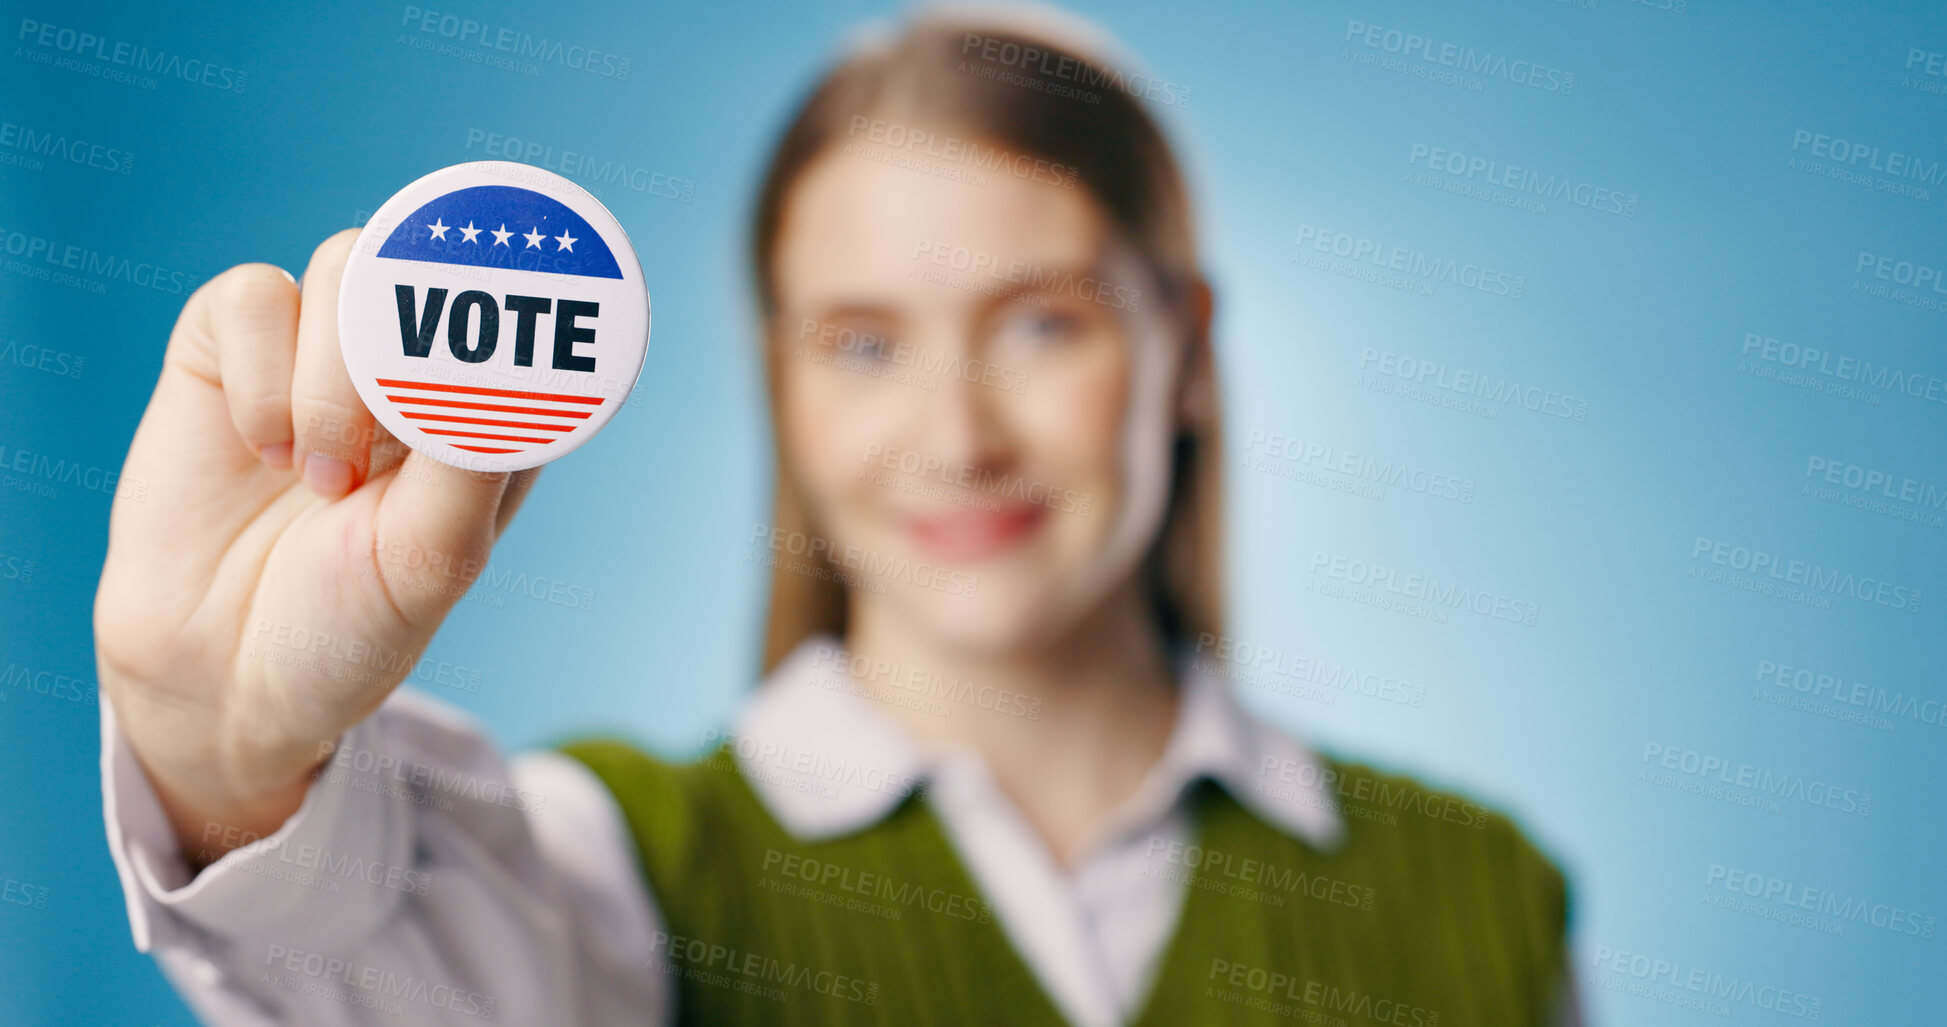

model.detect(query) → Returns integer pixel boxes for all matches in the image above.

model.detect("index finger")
[290,229,382,498]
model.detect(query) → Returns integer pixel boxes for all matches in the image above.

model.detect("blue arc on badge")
[378,184,623,279]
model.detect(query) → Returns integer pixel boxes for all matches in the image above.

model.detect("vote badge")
[339,161,649,473]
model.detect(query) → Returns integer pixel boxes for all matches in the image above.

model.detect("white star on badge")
[459,221,481,243]
[426,218,450,241]
[554,230,577,252]
[491,224,513,247]
[523,226,546,249]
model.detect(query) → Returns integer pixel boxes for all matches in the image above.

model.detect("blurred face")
[771,127,1191,655]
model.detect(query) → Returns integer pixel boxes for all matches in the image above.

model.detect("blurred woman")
[96,7,1576,1024]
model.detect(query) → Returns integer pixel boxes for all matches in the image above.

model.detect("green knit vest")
[560,740,1568,1026]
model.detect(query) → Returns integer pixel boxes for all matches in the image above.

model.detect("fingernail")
[259,442,293,470]
[301,453,354,498]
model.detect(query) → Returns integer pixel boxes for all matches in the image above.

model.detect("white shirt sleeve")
[100,687,672,1026]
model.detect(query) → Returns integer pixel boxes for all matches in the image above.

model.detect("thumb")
[367,451,515,628]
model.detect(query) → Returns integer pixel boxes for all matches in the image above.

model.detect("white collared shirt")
[101,634,1576,1025]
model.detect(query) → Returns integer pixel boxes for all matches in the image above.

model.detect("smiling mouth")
[907,504,1047,561]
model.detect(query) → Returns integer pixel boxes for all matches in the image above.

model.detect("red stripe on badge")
[383,394,596,419]
[378,377,608,457]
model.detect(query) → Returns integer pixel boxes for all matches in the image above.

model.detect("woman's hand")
[95,230,536,865]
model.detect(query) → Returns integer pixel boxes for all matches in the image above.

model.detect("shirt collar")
[730,633,1344,852]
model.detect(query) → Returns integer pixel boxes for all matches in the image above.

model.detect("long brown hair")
[750,9,1224,673]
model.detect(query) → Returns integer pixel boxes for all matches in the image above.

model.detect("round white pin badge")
[339,161,650,473]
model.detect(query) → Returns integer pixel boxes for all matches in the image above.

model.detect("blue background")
[4,1,1944,1023]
